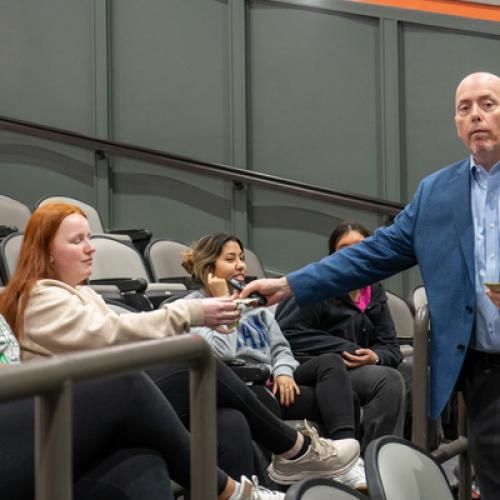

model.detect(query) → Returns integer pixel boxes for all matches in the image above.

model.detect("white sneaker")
[234,475,285,500]
[334,457,367,492]
[268,420,360,485]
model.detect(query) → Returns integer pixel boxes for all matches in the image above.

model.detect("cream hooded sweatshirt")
[21,279,204,360]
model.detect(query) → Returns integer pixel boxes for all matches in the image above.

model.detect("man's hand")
[486,289,500,309]
[200,296,240,327]
[206,272,231,297]
[239,277,293,306]
[273,374,301,407]
[342,348,379,369]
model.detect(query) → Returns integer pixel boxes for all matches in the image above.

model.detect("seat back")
[0,195,31,231]
[90,236,150,281]
[37,195,104,233]
[244,248,266,279]
[0,233,24,282]
[385,290,414,340]
[285,477,366,499]
[411,285,428,314]
[145,239,266,283]
[365,436,454,500]
[144,239,190,283]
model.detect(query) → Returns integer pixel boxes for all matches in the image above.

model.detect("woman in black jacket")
[276,221,407,452]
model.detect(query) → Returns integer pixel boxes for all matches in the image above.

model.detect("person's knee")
[315,353,346,375]
[217,408,252,440]
[380,367,406,399]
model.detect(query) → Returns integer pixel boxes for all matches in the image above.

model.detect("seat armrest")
[226,361,271,385]
[90,278,148,294]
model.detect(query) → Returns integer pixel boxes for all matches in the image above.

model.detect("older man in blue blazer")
[242,72,500,499]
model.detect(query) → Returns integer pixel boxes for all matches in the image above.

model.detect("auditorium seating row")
[0,193,462,500]
[0,193,425,351]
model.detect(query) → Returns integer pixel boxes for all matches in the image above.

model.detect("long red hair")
[0,202,86,339]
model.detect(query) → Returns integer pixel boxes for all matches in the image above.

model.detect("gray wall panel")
[110,160,232,240]
[110,0,230,163]
[248,1,383,278]
[109,0,232,238]
[0,132,95,209]
[0,1,96,208]
[251,187,381,274]
[0,0,94,134]
[249,2,381,197]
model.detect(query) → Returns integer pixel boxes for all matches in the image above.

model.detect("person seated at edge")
[0,347,269,500]
[0,202,360,498]
[275,221,407,451]
[182,232,366,490]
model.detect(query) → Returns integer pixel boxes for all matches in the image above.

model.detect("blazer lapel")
[449,160,475,287]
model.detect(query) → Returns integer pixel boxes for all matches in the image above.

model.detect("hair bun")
[181,249,194,274]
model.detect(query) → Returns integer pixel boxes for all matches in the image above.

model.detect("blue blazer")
[288,158,475,419]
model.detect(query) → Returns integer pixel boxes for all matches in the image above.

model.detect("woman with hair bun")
[183,232,366,491]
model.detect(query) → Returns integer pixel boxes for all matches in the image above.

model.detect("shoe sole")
[268,451,360,485]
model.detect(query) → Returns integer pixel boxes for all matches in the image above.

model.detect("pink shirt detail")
[352,286,372,312]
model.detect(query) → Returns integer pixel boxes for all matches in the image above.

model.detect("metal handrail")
[0,115,403,217]
[0,335,216,500]
[411,305,430,449]
[411,304,470,499]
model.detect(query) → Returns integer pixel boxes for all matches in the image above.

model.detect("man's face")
[455,73,500,170]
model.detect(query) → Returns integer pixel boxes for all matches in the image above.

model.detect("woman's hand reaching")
[201,296,240,327]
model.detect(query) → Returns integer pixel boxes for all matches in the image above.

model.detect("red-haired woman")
[0,203,359,499]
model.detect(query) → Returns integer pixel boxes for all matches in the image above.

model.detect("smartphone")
[485,282,500,293]
[228,278,267,306]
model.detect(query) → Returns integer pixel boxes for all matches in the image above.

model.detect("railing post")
[35,380,73,500]
[190,353,217,500]
[412,305,429,449]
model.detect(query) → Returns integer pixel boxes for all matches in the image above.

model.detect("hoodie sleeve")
[263,310,299,378]
[188,324,238,361]
[22,282,203,357]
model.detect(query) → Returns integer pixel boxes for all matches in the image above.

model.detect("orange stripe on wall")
[349,0,500,22]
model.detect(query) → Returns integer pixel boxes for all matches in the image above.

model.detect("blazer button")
[465,305,473,314]
[457,344,465,352]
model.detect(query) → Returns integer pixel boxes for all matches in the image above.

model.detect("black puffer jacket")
[275,282,403,368]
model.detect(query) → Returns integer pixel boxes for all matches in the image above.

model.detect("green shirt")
[0,315,19,364]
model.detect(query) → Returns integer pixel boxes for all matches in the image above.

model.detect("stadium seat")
[37,196,152,252]
[90,235,186,309]
[244,248,266,280]
[284,476,367,499]
[144,238,267,286]
[0,195,31,232]
[365,436,454,500]
[0,233,23,283]
[38,195,120,238]
[409,285,428,315]
[385,290,414,357]
[144,239,192,287]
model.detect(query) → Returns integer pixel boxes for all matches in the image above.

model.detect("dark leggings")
[251,353,357,440]
[147,357,299,455]
[0,373,230,498]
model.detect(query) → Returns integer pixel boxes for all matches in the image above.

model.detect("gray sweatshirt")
[187,289,299,378]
